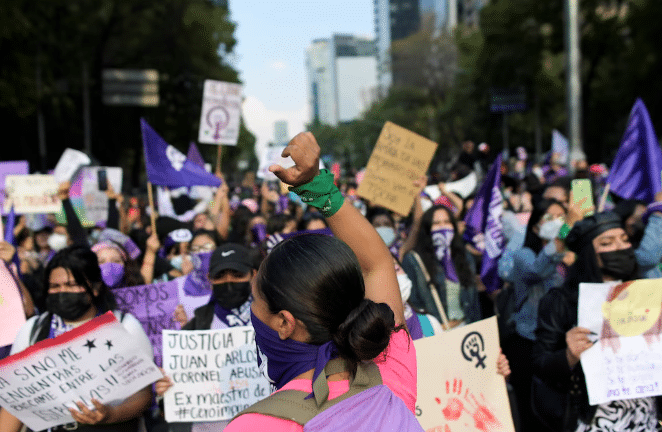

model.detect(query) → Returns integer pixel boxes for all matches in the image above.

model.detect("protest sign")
[80,167,123,225]
[197,80,242,146]
[0,312,161,431]
[163,327,270,423]
[113,280,182,367]
[4,175,60,214]
[414,317,515,432]
[0,261,26,347]
[53,148,91,183]
[0,161,29,216]
[257,145,286,180]
[578,279,662,405]
[357,122,438,216]
[113,275,211,367]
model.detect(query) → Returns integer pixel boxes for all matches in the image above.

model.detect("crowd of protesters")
[0,132,661,432]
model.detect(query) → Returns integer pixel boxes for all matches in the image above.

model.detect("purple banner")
[0,161,29,215]
[113,279,181,367]
[463,155,505,294]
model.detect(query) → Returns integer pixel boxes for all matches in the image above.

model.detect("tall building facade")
[375,0,484,94]
[306,35,378,126]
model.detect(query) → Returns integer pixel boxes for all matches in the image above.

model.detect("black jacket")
[532,287,662,431]
[182,303,215,330]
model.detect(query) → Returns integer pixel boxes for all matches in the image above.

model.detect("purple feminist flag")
[4,206,15,244]
[464,155,505,294]
[187,142,206,169]
[607,98,662,203]
[141,119,221,188]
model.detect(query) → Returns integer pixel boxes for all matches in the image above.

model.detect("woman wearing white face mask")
[499,198,576,432]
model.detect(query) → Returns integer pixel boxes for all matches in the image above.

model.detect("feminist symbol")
[461,332,486,369]
[206,106,230,140]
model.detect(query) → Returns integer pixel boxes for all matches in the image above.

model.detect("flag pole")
[597,183,610,213]
[215,145,223,175]
[147,181,157,235]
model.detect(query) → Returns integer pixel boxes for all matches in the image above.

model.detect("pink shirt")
[224,328,416,431]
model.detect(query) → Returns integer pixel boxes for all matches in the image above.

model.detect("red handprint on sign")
[427,379,502,432]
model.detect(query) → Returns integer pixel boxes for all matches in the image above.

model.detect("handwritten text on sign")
[4,175,60,214]
[357,122,437,216]
[114,280,181,367]
[0,312,161,431]
[579,279,662,405]
[163,327,270,423]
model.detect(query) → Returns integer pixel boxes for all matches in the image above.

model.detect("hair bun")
[333,299,395,362]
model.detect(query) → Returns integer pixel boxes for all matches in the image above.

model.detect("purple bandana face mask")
[251,309,338,393]
[99,262,125,288]
[431,228,459,283]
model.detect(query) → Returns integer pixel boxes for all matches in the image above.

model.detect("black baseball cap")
[208,243,253,278]
[565,212,623,253]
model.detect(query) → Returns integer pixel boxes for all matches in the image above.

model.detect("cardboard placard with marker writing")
[357,122,438,216]
[0,312,161,431]
[414,317,515,432]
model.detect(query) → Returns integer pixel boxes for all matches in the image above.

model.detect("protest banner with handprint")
[414,317,515,432]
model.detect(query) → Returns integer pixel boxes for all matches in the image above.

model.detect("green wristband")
[558,223,571,240]
[290,169,344,217]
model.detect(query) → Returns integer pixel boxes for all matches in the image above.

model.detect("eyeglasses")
[190,243,215,253]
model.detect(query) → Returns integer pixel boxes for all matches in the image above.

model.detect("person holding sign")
[532,212,659,432]
[224,132,421,431]
[0,246,154,432]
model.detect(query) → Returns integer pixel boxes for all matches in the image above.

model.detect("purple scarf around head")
[251,309,338,392]
[212,299,251,327]
[182,252,212,297]
[431,228,459,283]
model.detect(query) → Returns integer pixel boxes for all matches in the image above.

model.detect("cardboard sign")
[414,317,515,432]
[0,312,161,431]
[197,80,242,146]
[578,279,662,405]
[4,175,60,214]
[0,262,26,346]
[0,161,29,216]
[53,148,91,183]
[163,327,270,422]
[357,122,438,215]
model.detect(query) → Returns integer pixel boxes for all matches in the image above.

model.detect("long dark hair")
[45,246,116,312]
[256,234,394,364]
[523,198,564,254]
[414,205,473,288]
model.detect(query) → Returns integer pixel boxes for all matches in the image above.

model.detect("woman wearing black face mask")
[0,246,154,432]
[531,212,661,432]
[155,242,257,432]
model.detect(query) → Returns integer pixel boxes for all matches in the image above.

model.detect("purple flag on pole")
[4,206,15,244]
[606,98,662,203]
[141,118,221,188]
[186,142,206,169]
[463,155,505,294]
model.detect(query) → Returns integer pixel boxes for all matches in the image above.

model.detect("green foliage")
[0,0,253,189]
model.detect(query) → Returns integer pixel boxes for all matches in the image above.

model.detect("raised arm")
[269,132,405,326]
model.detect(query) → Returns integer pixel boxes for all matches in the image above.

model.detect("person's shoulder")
[225,413,302,432]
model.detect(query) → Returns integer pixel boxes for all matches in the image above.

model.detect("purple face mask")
[251,309,338,394]
[431,228,459,283]
[99,262,125,288]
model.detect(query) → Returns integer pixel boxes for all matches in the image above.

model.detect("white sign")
[0,312,161,431]
[163,327,270,422]
[197,80,242,146]
[53,148,91,183]
[257,146,326,181]
[4,175,60,214]
[579,279,662,405]
[80,167,123,224]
